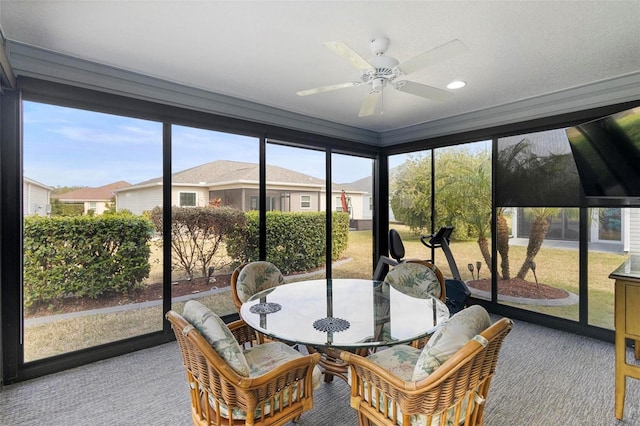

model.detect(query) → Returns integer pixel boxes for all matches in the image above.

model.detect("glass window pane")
[179,192,197,207]
[588,207,637,329]
[266,142,326,280]
[331,153,374,280]
[434,141,492,283]
[492,129,585,320]
[22,101,163,362]
[170,126,258,316]
[388,151,432,261]
[496,129,581,206]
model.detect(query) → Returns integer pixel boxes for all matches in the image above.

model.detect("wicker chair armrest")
[413,317,513,388]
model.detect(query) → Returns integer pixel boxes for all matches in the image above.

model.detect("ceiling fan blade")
[359,91,381,117]
[394,80,453,102]
[398,39,467,75]
[324,41,374,71]
[296,82,359,96]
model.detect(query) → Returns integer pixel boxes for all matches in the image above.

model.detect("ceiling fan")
[297,37,467,117]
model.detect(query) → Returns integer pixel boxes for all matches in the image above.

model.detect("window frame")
[179,192,197,207]
[300,194,311,209]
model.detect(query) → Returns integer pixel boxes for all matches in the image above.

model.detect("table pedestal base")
[307,346,371,383]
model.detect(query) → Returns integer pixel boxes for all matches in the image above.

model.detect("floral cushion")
[182,300,251,377]
[412,305,491,381]
[384,262,441,299]
[235,261,285,303]
[365,344,422,381]
[244,342,323,389]
[207,341,322,420]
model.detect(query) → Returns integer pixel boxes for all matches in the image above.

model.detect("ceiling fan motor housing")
[370,37,390,55]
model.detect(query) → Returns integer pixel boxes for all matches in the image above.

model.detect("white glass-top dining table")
[240,278,449,380]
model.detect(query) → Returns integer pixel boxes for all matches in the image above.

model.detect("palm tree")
[515,207,559,279]
[496,208,510,280]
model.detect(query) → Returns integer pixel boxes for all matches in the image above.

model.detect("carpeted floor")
[2,316,640,425]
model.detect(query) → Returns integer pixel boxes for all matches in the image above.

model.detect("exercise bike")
[420,226,471,314]
[373,226,470,314]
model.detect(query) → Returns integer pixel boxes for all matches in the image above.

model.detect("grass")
[23,227,626,361]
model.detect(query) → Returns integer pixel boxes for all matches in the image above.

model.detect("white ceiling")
[0,1,639,135]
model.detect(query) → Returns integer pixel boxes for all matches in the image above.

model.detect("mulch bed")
[25,274,232,319]
[466,278,569,299]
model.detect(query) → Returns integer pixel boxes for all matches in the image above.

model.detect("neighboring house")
[342,176,373,220]
[115,160,367,220]
[53,181,131,215]
[23,177,53,216]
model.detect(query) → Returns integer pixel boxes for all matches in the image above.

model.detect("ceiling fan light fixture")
[447,80,466,90]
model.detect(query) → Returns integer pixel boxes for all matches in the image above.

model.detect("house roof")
[24,177,53,191]
[118,160,366,194]
[53,181,131,202]
[122,160,333,190]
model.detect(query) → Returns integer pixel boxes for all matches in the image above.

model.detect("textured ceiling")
[1,1,639,134]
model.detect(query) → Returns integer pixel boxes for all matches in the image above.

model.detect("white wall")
[117,186,163,215]
[23,181,50,216]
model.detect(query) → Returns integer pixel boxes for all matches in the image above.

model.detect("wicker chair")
[231,261,286,312]
[382,260,447,349]
[340,310,513,426]
[383,261,445,302]
[167,302,321,426]
[404,259,446,303]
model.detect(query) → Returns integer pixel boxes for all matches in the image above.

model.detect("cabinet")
[611,255,640,420]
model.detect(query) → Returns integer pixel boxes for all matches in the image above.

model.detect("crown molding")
[379,72,640,146]
[6,40,639,148]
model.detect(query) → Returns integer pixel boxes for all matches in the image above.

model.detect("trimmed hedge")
[227,211,349,274]
[23,214,153,307]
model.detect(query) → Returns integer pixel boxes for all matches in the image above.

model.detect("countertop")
[610,255,640,282]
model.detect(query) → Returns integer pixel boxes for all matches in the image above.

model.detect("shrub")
[149,206,246,280]
[227,211,349,274]
[23,214,153,307]
[50,199,84,216]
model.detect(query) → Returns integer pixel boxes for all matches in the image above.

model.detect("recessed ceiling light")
[447,80,466,90]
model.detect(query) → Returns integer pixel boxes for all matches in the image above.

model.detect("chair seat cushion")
[244,342,323,389]
[182,300,251,377]
[365,344,422,381]
[412,305,491,381]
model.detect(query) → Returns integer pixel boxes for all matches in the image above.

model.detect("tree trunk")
[477,236,492,276]
[496,213,510,280]
[516,217,550,279]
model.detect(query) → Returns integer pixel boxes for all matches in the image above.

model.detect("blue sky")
[23,101,381,188]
